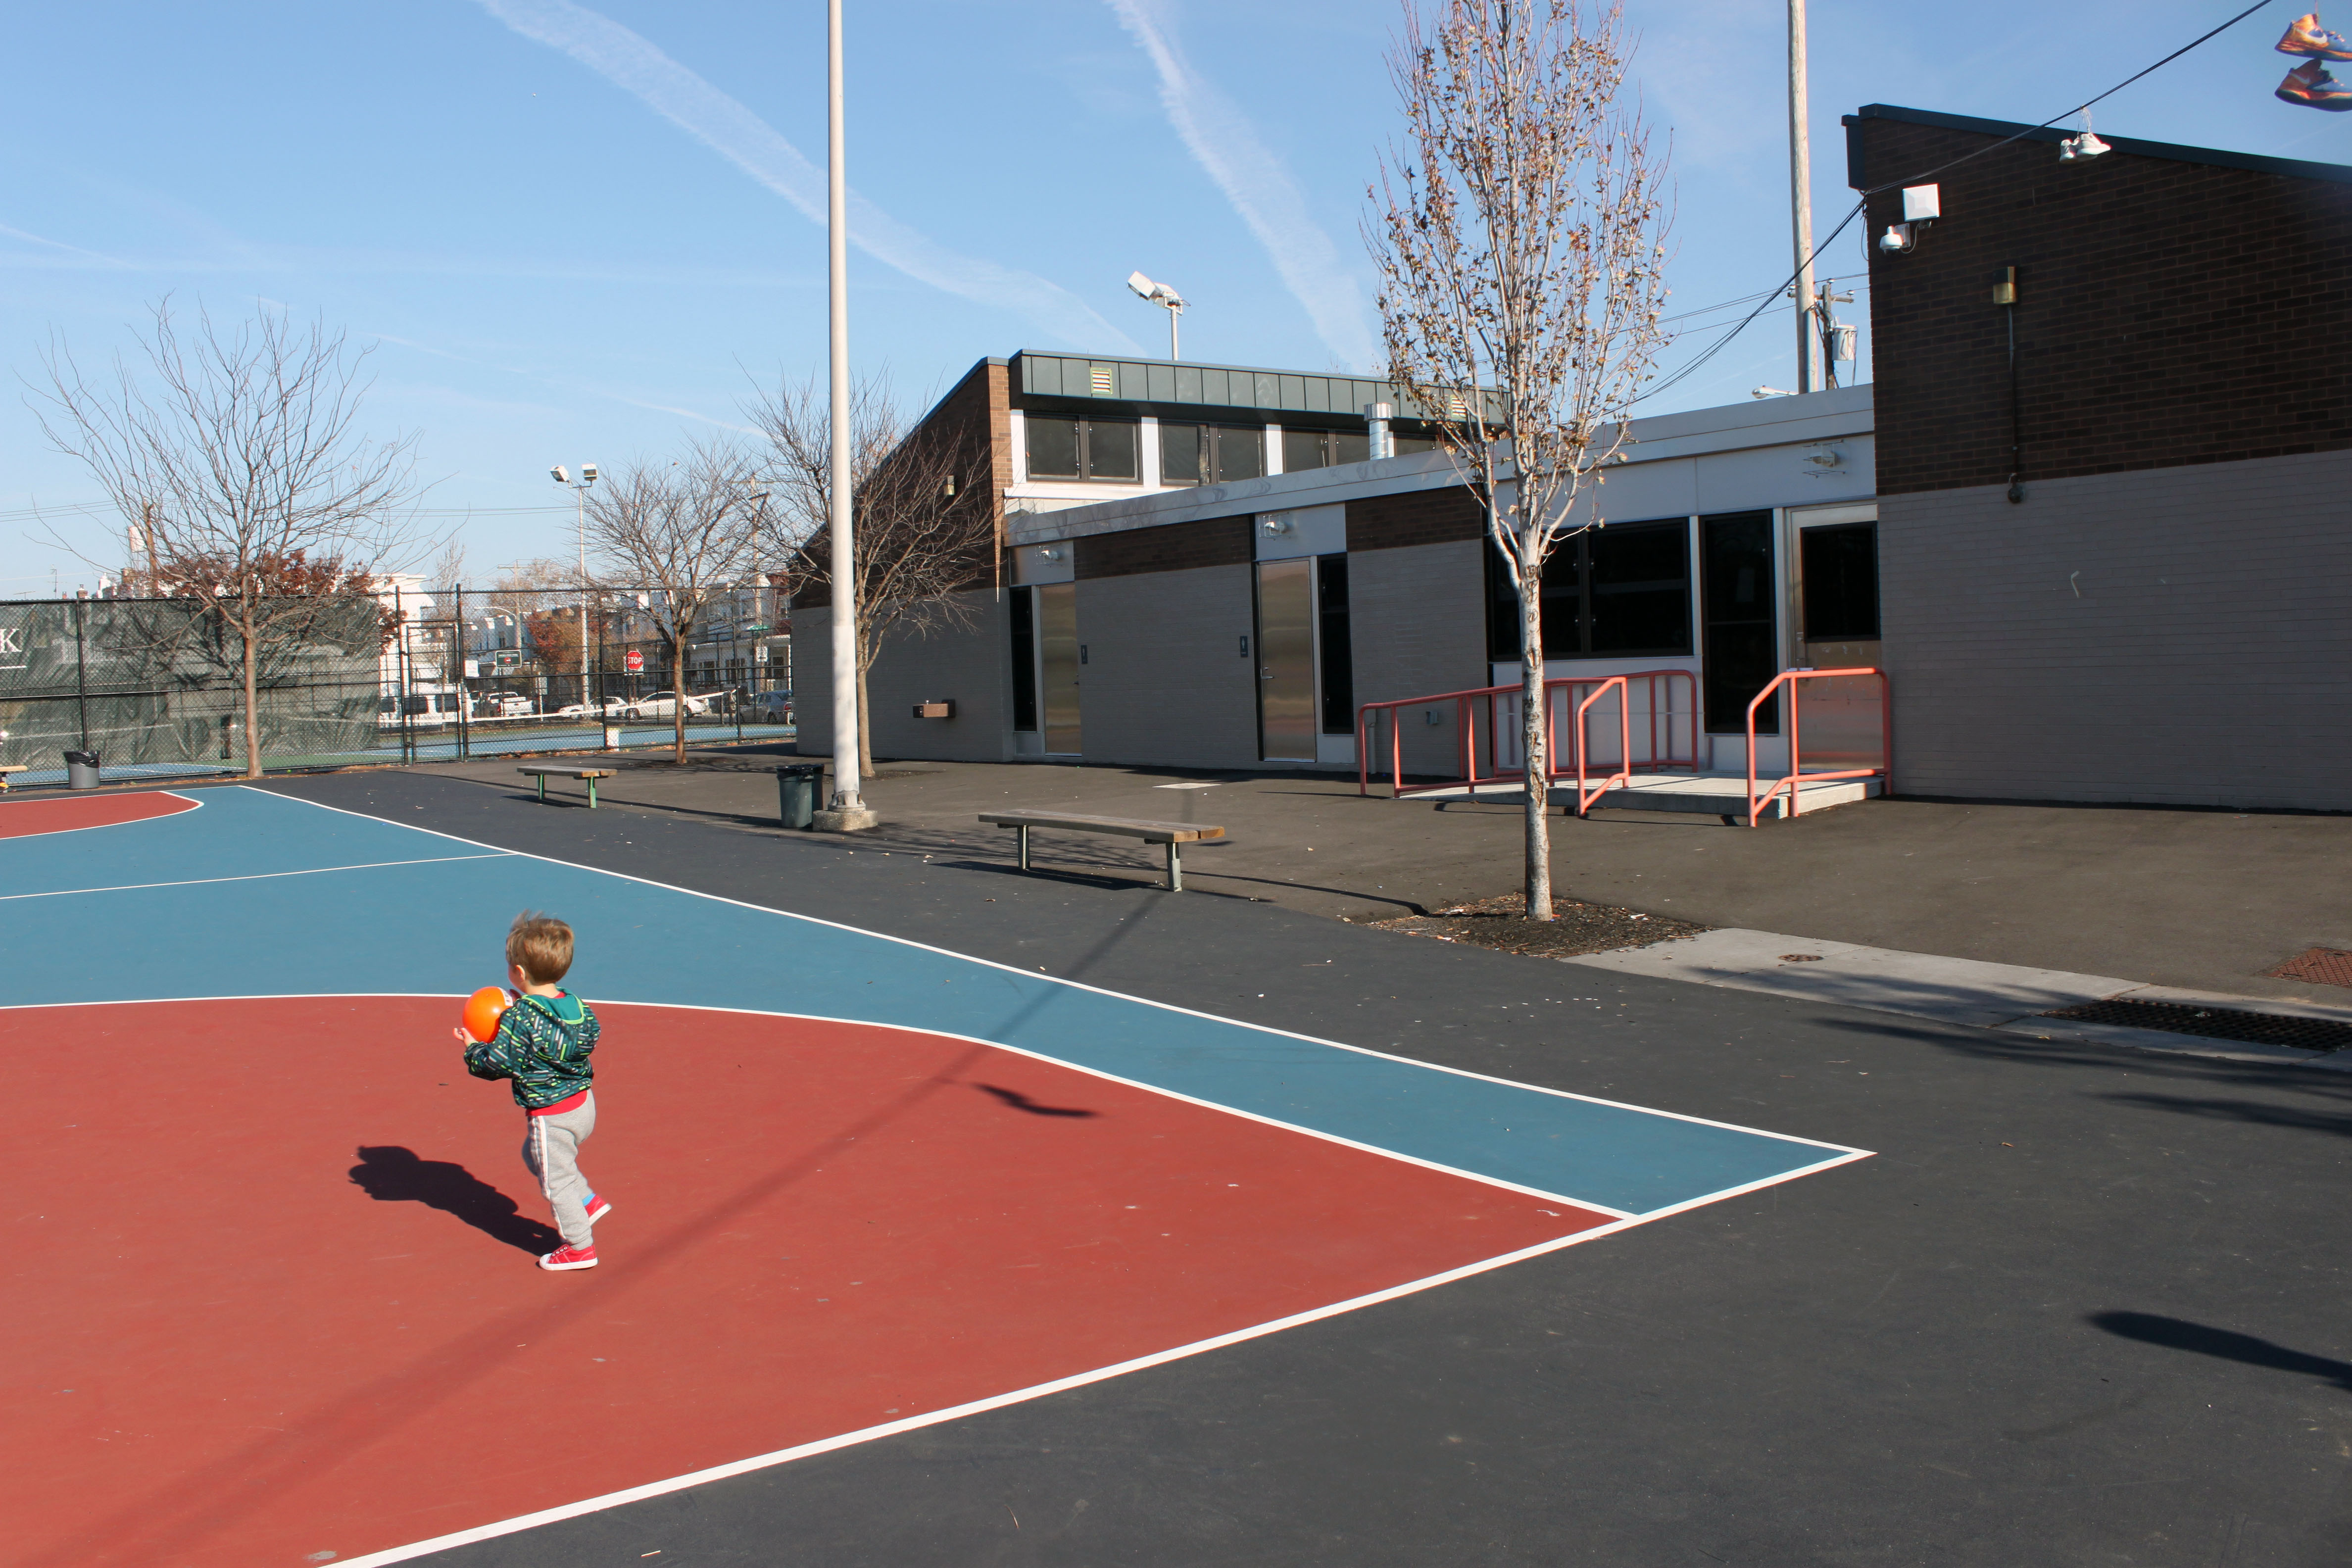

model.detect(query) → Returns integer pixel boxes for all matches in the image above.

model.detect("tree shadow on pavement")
[348,1145,560,1254]
[2091,1312,2352,1390]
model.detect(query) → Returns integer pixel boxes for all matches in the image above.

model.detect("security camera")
[551,464,570,484]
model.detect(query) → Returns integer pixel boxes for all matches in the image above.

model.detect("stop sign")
[625,650,644,673]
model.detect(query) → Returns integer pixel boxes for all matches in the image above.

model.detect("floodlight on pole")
[1127,271,1187,360]
[552,462,598,720]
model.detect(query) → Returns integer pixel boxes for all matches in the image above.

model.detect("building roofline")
[1842,102,2352,189]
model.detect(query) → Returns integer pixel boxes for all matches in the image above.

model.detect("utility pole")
[819,0,875,830]
[1788,0,1817,394]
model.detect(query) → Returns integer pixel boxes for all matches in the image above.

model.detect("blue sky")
[1,0,2339,589]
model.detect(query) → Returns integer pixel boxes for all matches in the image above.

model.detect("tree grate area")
[2262,947,2352,988]
[2038,999,2352,1053]
[1366,894,1709,960]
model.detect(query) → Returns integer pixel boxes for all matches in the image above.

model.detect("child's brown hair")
[506,911,575,986]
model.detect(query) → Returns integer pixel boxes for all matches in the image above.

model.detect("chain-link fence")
[0,586,793,786]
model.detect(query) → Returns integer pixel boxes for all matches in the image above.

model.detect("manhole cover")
[2039,999,2352,1053]
[2263,947,2352,989]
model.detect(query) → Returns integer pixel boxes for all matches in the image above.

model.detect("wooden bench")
[0,764,25,792]
[518,764,618,809]
[978,810,1225,892]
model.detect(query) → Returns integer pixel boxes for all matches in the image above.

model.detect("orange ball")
[462,986,510,1044]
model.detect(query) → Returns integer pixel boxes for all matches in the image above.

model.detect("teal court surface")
[0,785,1870,1567]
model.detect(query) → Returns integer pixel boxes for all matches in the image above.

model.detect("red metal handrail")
[1744,666,1892,827]
[1357,668,1698,810]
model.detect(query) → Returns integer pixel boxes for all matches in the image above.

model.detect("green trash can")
[775,763,823,830]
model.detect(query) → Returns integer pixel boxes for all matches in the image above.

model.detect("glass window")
[1086,419,1137,481]
[1330,430,1370,466]
[1393,432,1438,455]
[1027,416,1080,480]
[1701,511,1777,734]
[1008,586,1037,732]
[1801,523,1880,640]
[1283,429,1327,473]
[1159,421,1201,485]
[1212,425,1264,482]
[1026,415,1136,481]
[1486,519,1689,661]
[1317,554,1354,734]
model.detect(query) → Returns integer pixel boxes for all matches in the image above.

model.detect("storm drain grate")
[2038,999,2352,1053]
[2263,947,2352,988]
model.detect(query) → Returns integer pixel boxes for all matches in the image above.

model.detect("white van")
[377,692,461,731]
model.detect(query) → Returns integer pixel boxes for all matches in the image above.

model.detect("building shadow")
[348,1145,560,1254]
[2090,1311,2352,1390]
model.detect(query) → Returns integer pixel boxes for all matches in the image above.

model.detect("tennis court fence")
[0,586,793,787]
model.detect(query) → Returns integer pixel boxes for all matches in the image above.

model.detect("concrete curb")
[1564,928,2352,1071]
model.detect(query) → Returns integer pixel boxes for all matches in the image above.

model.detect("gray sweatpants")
[521,1091,597,1249]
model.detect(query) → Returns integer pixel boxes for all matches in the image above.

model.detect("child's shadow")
[349,1146,560,1254]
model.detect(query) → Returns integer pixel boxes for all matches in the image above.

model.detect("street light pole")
[820,0,874,830]
[553,463,598,714]
[1788,0,1817,394]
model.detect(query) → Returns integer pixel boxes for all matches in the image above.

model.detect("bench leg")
[1017,822,1030,872]
[1167,840,1182,892]
[586,777,598,809]
[536,776,546,804]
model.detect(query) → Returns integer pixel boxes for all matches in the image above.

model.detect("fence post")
[71,596,91,752]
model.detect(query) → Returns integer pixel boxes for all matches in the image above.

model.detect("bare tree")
[584,441,765,761]
[1369,0,1670,920]
[35,300,422,777]
[749,374,992,777]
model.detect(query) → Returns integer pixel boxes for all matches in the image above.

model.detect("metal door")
[1037,583,1081,754]
[1256,558,1316,760]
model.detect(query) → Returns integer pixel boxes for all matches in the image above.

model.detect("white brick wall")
[1882,450,2352,809]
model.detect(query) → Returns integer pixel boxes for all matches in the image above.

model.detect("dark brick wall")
[1074,515,1253,579]
[1346,485,1483,551]
[1851,112,2352,496]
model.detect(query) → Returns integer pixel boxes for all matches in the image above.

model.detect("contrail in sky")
[473,0,1141,354]
[1107,0,1381,370]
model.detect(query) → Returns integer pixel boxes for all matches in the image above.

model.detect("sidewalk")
[402,749,2352,1011]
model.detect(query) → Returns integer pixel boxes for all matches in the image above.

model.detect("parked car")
[626,690,713,719]
[746,688,793,724]
[376,692,458,731]
[554,697,632,719]
[481,692,535,718]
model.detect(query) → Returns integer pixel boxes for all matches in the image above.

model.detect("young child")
[453,911,607,1271]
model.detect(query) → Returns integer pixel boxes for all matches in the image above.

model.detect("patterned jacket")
[464,991,598,1110]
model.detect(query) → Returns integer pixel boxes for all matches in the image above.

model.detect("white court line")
[248,787,1872,1161]
[327,1152,1861,1568]
[0,852,512,902]
[0,787,204,839]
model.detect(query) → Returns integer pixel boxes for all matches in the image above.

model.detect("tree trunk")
[240,601,263,780]
[671,634,688,762]
[856,653,874,779]
[1519,556,1552,920]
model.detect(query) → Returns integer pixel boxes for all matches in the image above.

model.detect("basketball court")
[0,786,1865,1567]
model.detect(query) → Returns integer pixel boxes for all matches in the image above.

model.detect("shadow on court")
[348,1145,560,1254]
[2091,1311,2352,1391]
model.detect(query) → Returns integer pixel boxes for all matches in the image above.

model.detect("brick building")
[1847,103,2352,808]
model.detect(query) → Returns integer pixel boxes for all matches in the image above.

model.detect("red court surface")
[1,997,1614,1568]
[0,789,196,838]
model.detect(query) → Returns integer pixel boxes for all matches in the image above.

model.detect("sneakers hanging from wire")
[2277,57,2352,109]
[2276,12,2352,59]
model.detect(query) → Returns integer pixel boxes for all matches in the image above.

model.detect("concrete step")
[1410,772,1882,819]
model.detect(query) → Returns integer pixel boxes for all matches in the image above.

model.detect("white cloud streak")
[472,0,1141,354]
[1107,0,1381,370]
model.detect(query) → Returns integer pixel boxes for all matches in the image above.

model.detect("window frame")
[1485,517,1693,662]
[1156,422,1267,487]
[1025,414,1142,483]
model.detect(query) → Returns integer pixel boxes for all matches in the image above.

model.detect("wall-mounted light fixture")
[1880,184,1940,254]
[1259,514,1293,536]
[1036,544,1064,562]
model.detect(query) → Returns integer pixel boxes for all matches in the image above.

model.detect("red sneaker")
[584,1193,612,1225]
[539,1243,598,1271]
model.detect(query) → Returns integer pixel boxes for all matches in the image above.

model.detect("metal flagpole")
[821,0,873,829]
[1789,0,1817,394]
